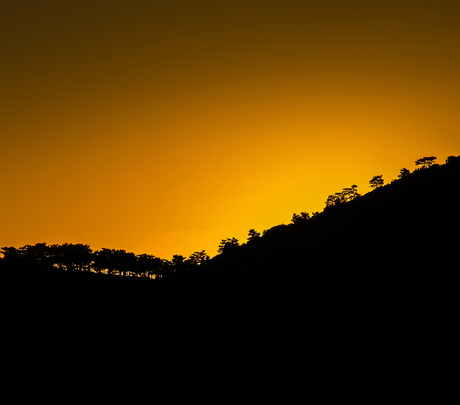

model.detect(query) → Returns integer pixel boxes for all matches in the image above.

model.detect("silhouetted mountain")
[1,156,459,402]
[204,156,460,283]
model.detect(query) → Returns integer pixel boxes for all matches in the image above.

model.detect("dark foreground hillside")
[2,159,459,402]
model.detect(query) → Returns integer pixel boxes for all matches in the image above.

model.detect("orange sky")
[1,1,460,259]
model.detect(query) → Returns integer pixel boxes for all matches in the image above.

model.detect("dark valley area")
[2,156,460,402]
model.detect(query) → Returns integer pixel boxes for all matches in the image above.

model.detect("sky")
[1,0,460,259]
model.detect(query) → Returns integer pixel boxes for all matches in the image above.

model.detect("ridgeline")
[2,155,459,401]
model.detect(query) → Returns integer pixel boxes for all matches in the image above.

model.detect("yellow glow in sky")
[1,1,460,259]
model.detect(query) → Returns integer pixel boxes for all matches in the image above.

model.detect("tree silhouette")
[342,184,360,201]
[218,238,239,254]
[415,156,436,169]
[291,212,310,224]
[398,168,410,179]
[325,194,341,207]
[247,229,261,242]
[369,175,384,189]
[93,248,116,275]
[1,246,22,267]
[114,250,137,276]
[171,254,187,274]
[325,185,360,207]
[136,253,163,278]
[19,243,50,269]
[58,243,92,272]
[188,250,210,267]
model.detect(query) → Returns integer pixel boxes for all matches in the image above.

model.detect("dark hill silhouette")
[1,156,459,402]
[204,157,460,283]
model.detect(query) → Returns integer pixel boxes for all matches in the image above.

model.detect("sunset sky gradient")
[2,1,460,259]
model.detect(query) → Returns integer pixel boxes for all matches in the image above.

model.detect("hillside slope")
[1,158,459,402]
[206,157,460,283]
